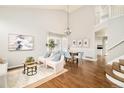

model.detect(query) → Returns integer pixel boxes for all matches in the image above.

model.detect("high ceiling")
[0,5,83,13]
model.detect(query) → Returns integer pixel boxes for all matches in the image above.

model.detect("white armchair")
[38,54,54,67]
[46,55,65,73]
[38,56,47,67]
[37,51,60,67]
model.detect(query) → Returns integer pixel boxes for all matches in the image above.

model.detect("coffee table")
[23,62,37,76]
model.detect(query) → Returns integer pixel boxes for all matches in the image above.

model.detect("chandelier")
[65,5,71,36]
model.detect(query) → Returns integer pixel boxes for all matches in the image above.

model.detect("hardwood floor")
[37,56,118,88]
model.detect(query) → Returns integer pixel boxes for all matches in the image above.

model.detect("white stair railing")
[108,40,124,52]
[107,40,124,63]
[95,5,124,25]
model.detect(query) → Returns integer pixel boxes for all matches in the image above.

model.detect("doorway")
[95,29,108,56]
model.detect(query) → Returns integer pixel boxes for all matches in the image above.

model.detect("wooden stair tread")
[105,64,124,82]
[119,59,124,66]
[113,62,120,70]
[112,62,124,74]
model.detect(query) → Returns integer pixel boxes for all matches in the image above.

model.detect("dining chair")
[74,52,84,63]
[63,50,72,62]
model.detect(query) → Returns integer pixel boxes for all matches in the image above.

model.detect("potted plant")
[46,39,57,53]
[26,57,35,64]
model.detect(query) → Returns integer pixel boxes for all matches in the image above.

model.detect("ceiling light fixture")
[65,5,71,36]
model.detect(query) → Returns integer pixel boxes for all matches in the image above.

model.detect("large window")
[47,32,68,52]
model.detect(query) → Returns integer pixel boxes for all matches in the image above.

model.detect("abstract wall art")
[8,34,34,51]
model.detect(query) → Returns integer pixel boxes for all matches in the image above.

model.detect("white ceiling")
[0,5,83,13]
[27,5,83,12]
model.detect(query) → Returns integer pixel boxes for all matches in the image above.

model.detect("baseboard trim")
[8,65,23,70]
[83,58,97,62]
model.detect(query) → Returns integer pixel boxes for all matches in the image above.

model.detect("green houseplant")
[26,57,35,64]
[46,39,57,53]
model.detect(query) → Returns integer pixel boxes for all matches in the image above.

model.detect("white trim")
[83,57,97,62]
[121,65,124,71]
[113,70,124,78]
[106,74,124,87]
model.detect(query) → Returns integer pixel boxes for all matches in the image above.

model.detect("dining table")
[69,51,79,63]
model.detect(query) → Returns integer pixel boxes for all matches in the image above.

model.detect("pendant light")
[65,5,71,36]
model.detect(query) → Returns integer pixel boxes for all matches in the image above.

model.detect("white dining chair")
[63,50,72,62]
[74,52,84,63]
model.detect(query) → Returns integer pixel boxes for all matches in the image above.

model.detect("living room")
[0,5,95,87]
[0,1,124,91]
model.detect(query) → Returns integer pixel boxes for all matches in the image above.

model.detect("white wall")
[106,16,124,62]
[69,6,96,59]
[0,6,100,68]
[107,16,124,49]
[0,7,66,68]
[70,6,96,48]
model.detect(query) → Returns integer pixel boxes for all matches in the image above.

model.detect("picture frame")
[83,38,90,48]
[8,34,34,51]
[77,40,83,47]
[72,40,77,47]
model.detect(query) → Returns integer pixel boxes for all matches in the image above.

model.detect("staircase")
[105,59,124,87]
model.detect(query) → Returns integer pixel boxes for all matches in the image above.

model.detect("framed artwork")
[72,40,77,46]
[8,34,34,51]
[77,40,83,47]
[83,38,90,48]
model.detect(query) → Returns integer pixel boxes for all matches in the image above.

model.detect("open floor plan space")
[0,5,124,88]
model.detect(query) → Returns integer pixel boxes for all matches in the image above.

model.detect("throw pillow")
[64,51,71,58]
[60,50,65,55]
[52,53,61,62]
[44,52,50,58]
[51,51,60,58]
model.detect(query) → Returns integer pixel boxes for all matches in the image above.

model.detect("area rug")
[0,66,68,88]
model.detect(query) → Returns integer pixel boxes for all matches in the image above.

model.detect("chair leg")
[31,67,34,75]
[27,67,29,76]
[65,58,67,62]
[76,58,78,64]
[23,64,26,74]
[35,66,37,72]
